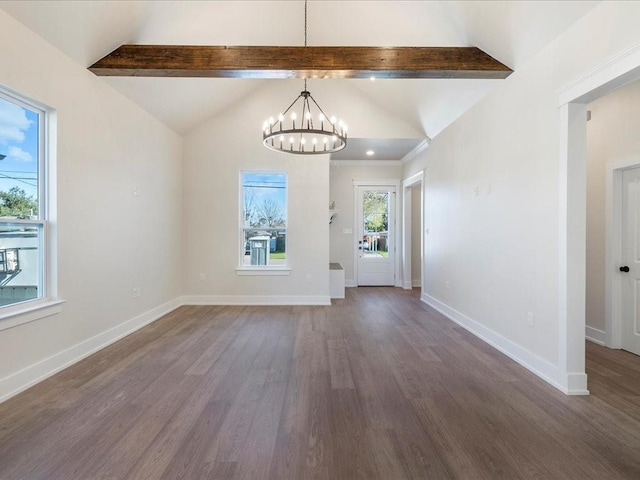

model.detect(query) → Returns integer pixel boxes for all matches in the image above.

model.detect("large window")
[240,172,287,267]
[0,90,46,308]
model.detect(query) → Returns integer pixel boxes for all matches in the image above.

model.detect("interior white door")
[356,186,395,286]
[621,167,640,356]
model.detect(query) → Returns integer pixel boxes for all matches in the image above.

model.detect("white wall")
[586,79,640,333]
[403,1,640,392]
[329,163,403,285]
[0,11,183,400]
[182,81,331,302]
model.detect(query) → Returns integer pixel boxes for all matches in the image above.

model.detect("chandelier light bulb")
[312,138,318,144]
[291,112,297,120]
[278,113,284,122]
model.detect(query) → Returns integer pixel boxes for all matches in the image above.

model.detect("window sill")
[0,299,65,332]
[236,267,291,276]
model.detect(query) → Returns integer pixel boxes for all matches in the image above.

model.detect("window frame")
[236,170,290,275]
[0,86,61,329]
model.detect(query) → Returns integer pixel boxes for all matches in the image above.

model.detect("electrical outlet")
[527,312,534,327]
[133,287,141,298]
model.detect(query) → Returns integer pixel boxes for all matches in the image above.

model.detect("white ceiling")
[0,0,600,157]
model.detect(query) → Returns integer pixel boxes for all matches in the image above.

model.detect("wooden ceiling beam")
[88,45,512,79]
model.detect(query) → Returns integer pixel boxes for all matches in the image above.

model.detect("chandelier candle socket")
[263,89,347,155]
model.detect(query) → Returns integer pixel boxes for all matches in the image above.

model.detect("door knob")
[620,266,630,272]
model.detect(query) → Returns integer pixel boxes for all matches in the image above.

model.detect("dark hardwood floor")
[1,287,640,479]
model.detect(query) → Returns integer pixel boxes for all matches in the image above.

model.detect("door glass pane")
[362,191,389,257]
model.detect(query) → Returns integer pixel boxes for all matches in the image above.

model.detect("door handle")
[620,266,630,272]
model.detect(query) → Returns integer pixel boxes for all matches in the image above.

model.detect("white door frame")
[402,170,424,291]
[558,41,640,395]
[353,179,401,287]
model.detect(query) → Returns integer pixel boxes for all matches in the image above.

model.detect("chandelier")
[262,0,348,155]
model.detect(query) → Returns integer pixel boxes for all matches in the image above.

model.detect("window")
[0,90,47,308]
[240,172,287,268]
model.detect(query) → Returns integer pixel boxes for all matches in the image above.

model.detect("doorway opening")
[559,45,640,394]
[402,171,424,292]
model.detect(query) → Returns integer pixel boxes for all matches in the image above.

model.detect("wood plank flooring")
[1,287,640,479]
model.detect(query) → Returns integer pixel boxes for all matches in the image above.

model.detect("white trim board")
[558,41,640,106]
[401,139,429,164]
[586,326,606,346]
[0,297,183,404]
[421,293,588,396]
[182,295,331,306]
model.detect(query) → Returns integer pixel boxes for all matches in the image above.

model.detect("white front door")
[356,186,395,286]
[620,167,640,356]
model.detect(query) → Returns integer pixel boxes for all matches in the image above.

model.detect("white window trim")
[238,170,289,274]
[0,86,60,325]
[0,299,65,332]
[235,267,291,276]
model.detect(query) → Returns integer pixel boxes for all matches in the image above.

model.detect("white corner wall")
[0,11,183,401]
[404,1,640,393]
[585,79,640,339]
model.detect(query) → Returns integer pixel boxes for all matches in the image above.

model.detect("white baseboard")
[412,279,421,288]
[420,293,579,395]
[0,297,183,404]
[345,279,357,288]
[182,295,331,306]
[585,325,606,346]
[402,281,412,290]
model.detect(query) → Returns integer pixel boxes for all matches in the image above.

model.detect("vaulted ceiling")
[0,1,600,158]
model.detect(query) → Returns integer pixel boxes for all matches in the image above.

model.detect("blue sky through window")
[242,172,287,228]
[0,96,39,200]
